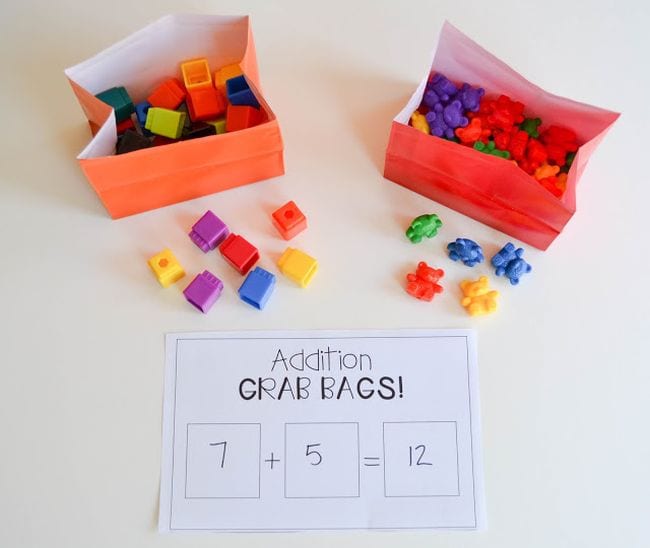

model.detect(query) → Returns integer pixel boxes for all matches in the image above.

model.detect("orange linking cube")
[187,87,227,122]
[271,201,307,240]
[180,58,212,90]
[147,78,186,110]
[226,104,261,132]
[214,63,243,92]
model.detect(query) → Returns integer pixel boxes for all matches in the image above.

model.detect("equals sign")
[363,456,381,467]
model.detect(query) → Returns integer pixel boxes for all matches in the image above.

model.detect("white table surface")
[1,0,648,547]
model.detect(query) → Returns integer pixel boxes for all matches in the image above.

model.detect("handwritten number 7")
[209,441,227,468]
[306,443,322,465]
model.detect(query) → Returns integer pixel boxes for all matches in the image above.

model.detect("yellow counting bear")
[460,276,499,316]
[410,111,430,135]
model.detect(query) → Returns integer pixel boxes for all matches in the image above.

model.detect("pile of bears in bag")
[410,72,579,198]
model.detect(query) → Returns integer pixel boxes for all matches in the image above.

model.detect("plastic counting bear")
[460,276,499,316]
[405,262,444,301]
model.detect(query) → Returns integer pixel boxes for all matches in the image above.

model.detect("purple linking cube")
[189,210,229,252]
[183,270,223,313]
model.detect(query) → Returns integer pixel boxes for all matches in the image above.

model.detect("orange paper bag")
[65,14,284,219]
[384,22,619,250]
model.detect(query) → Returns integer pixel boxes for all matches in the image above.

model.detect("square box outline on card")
[382,421,460,498]
[185,422,262,499]
[284,422,360,499]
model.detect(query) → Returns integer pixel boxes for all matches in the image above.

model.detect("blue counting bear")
[491,243,532,285]
[447,238,484,267]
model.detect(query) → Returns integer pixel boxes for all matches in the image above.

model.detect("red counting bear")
[540,125,578,166]
[406,261,444,302]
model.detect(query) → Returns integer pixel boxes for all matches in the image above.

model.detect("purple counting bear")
[429,73,458,102]
[442,100,468,130]
[422,88,441,109]
[456,83,485,113]
[425,108,454,139]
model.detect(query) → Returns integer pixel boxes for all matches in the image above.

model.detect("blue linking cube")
[447,238,484,267]
[134,100,151,127]
[226,75,260,108]
[238,267,276,310]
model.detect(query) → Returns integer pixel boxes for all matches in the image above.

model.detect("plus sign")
[264,452,280,470]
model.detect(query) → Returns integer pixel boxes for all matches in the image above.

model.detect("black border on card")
[168,334,477,531]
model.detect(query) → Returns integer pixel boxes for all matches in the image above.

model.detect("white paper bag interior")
[66,14,250,159]
[394,22,618,144]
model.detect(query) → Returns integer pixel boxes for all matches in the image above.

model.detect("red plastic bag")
[384,22,619,250]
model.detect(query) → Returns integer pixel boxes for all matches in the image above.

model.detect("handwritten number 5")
[306,443,322,465]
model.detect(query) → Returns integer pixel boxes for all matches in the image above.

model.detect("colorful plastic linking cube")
[271,201,307,240]
[491,243,532,285]
[406,262,444,301]
[406,214,442,243]
[219,234,260,275]
[94,57,265,156]
[238,267,276,310]
[189,210,229,252]
[278,248,318,288]
[147,203,315,313]
[460,276,499,316]
[183,271,224,313]
[447,238,484,267]
[411,71,579,198]
[148,249,185,288]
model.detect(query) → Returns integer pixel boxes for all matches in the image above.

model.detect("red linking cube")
[271,201,307,240]
[147,78,186,110]
[219,233,259,275]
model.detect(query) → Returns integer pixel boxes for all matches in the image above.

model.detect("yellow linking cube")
[278,247,318,288]
[145,107,186,139]
[148,249,185,287]
[180,58,212,90]
[214,63,243,90]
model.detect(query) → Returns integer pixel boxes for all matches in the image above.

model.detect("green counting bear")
[519,117,542,138]
[473,140,510,160]
[406,214,443,243]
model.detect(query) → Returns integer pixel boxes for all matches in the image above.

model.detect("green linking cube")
[95,86,134,123]
[145,107,187,139]
[206,117,227,134]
